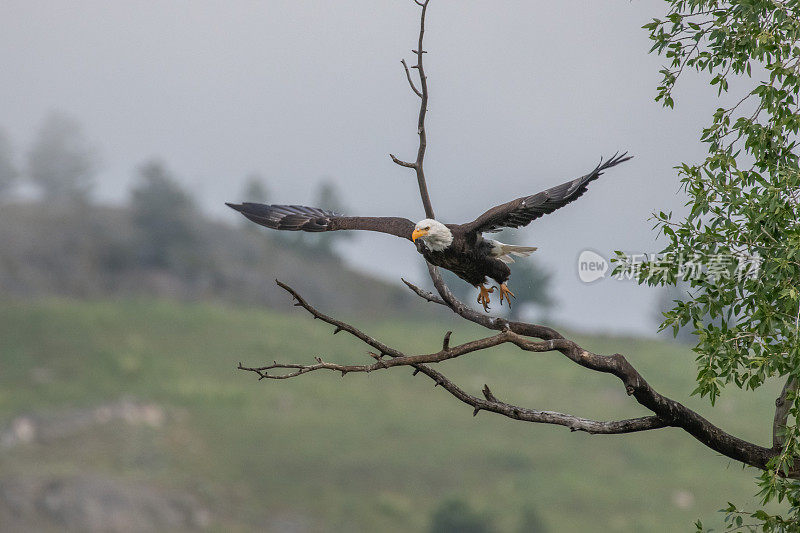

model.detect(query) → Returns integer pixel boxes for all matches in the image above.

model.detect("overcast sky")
[1,1,727,335]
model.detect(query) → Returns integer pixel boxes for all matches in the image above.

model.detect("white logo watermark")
[577,250,609,283]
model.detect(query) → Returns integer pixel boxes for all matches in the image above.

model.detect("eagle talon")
[476,284,495,313]
[498,283,516,307]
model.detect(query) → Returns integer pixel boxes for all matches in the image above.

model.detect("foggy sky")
[0,1,725,335]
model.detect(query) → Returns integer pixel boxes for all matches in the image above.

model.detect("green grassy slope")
[0,299,780,532]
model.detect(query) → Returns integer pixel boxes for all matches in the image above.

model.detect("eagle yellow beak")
[411,229,428,242]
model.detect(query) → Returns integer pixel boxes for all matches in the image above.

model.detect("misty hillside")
[0,299,776,532]
[0,202,423,317]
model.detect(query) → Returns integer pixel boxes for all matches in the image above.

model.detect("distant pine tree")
[28,112,96,203]
[494,230,554,320]
[239,174,270,234]
[130,159,198,270]
[290,179,353,256]
[310,180,353,254]
[241,173,269,203]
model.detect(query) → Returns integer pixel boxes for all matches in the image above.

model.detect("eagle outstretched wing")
[461,152,632,234]
[225,203,416,241]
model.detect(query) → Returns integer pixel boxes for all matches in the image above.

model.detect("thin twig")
[390,154,416,169]
[401,59,423,97]
[276,279,403,359]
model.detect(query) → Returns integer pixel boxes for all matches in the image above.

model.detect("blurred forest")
[0,113,421,317]
[0,112,554,319]
[0,113,776,532]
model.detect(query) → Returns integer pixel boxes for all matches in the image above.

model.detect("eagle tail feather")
[490,242,538,264]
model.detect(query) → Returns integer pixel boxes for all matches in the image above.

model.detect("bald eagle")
[227,152,631,311]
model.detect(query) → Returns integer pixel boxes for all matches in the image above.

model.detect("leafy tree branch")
[629,0,800,528]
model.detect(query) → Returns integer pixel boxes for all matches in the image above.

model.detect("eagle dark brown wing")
[226,203,415,241]
[461,152,632,234]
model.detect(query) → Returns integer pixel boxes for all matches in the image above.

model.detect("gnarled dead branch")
[239,280,667,436]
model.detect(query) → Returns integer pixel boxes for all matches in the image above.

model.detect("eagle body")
[419,228,511,287]
[227,152,631,311]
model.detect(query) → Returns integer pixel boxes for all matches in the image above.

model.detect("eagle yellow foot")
[476,284,496,312]
[498,283,516,307]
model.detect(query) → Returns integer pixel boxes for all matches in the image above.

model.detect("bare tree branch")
[389,154,416,168]
[414,365,666,434]
[401,59,423,97]
[413,0,434,219]
[401,276,446,304]
[275,280,403,359]
[391,0,435,219]
[244,278,787,474]
[408,267,784,472]
[240,281,667,436]
[239,359,666,435]
[404,272,564,341]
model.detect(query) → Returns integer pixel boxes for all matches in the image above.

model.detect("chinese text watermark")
[577,251,762,283]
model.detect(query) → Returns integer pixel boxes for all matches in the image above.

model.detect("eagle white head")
[411,219,453,251]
